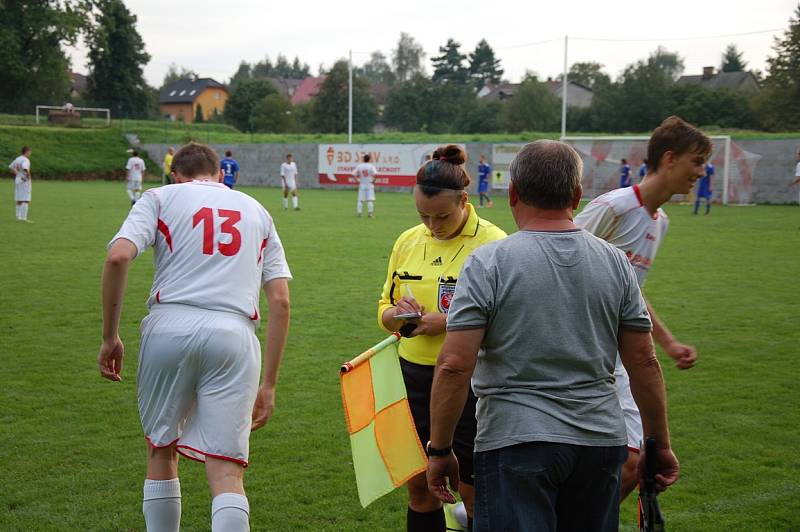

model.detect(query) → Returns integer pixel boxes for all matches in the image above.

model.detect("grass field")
[1,181,798,531]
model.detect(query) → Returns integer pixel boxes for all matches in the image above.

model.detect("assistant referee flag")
[340,333,427,507]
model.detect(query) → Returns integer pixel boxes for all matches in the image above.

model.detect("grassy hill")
[0,124,156,179]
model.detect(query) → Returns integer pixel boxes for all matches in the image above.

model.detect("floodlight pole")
[561,35,568,139]
[348,49,353,144]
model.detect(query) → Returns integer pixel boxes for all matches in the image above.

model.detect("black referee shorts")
[400,357,477,485]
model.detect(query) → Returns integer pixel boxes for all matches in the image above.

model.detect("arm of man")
[618,327,679,492]
[98,238,138,381]
[251,277,291,430]
[427,327,484,504]
[644,297,697,369]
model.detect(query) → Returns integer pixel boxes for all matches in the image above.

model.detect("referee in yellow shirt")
[162,147,174,185]
[378,145,506,532]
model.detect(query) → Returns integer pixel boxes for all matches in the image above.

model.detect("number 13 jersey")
[109,180,292,322]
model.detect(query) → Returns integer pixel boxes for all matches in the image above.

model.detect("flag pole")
[341,332,401,373]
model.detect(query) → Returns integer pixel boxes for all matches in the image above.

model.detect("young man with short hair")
[98,142,292,532]
[576,115,709,501]
[280,153,300,210]
[126,149,146,205]
[352,153,377,217]
[9,146,32,222]
[221,149,240,189]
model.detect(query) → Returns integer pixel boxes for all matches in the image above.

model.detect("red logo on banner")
[326,146,334,165]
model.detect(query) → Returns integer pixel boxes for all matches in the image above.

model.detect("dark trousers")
[474,441,627,532]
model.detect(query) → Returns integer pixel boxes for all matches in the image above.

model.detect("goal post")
[35,105,111,126]
[560,135,738,205]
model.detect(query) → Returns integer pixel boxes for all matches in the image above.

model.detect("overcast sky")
[68,0,798,87]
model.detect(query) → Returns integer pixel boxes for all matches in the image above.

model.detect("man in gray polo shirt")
[425,140,679,532]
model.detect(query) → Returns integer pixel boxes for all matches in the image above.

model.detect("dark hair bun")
[434,144,466,166]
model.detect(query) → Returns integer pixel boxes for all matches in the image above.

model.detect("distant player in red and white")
[126,149,146,205]
[280,153,300,210]
[576,116,710,501]
[352,153,377,217]
[9,146,32,222]
[98,142,292,532]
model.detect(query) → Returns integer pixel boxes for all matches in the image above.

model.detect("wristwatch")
[426,441,452,457]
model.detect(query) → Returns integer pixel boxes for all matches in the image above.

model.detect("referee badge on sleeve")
[438,280,457,313]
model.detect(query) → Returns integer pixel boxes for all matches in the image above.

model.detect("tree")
[431,39,468,84]
[501,76,560,132]
[163,63,197,88]
[565,62,610,89]
[194,104,204,123]
[392,32,426,82]
[384,74,474,133]
[757,5,800,130]
[721,44,747,72]
[359,51,395,85]
[224,79,277,131]
[290,56,311,79]
[309,60,377,133]
[229,61,253,89]
[250,93,294,133]
[668,84,755,129]
[86,0,152,118]
[468,39,503,88]
[0,0,86,113]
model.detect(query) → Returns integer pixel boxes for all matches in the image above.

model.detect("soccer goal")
[35,104,112,126]
[560,135,755,205]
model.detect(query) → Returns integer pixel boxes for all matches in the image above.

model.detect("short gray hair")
[509,140,583,209]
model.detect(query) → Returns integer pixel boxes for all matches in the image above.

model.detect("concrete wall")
[141,139,800,204]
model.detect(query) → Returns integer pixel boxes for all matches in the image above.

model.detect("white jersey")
[795,161,800,177]
[9,155,30,183]
[352,163,377,186]
[109,181,292,323]
[280,162,298,183]
[126,156,146,181]
[575,184,669,287]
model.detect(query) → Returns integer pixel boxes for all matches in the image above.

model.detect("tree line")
[3,2,800,133]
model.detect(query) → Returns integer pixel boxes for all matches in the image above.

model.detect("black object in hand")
[399,323,418,338]
[638,437,665,532]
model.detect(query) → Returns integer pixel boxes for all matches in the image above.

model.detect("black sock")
[407,507,445,532]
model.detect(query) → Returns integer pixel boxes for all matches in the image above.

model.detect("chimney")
[702,66,714,80]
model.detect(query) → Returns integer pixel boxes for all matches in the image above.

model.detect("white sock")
[127,189,135,201]
[367,201,374,214]
[20,203,28,220]
[211,492,249,532]
[143,478,181,532]
[357,201,363,215]
[15,204,21,219]
[282,197,288,209]
[292,196,298,209]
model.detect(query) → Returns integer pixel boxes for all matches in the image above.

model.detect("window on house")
[169,90,176,96]
[189,89,196,96]
[179,90,186,96]
[215,92,221,100]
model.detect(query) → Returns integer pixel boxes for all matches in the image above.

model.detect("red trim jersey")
[109,181,292,323]
[575,185,668,287]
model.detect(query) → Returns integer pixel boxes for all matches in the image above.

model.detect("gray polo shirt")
[447,229,652,452]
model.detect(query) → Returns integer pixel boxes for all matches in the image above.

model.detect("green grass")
[1,182,798,531]
[0,125,157,179]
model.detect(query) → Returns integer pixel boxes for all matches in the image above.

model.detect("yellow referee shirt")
[378,203,506,366]
[163,153,173,175]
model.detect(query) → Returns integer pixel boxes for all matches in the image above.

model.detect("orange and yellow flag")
[340,333,427,507]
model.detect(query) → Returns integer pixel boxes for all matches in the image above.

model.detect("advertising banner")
[318,144,447,187]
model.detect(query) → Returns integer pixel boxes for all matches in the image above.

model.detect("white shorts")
[358,184,375,202]
[128,178,142,191]
[283,177,296,191]
[138,304,261,466]
[615,355,643,452]
[14,179,31,202]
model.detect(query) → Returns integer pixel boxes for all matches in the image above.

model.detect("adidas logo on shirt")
[430,256,443,266]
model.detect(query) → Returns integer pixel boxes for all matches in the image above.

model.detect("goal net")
[560,135,759,205]
[35,105,112,127]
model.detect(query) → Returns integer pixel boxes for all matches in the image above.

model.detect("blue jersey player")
[638,159,648,182]
[694,162,714,215]
[477,154,493,208]
[221,150,240,189]
[619,158,632,188]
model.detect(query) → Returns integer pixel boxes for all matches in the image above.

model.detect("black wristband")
[426,441,452,457]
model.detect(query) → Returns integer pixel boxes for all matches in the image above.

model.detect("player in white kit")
[790,149,800,205]
[98,142,292,532]
[9,146,32,222]
[126,149,146,205]
[576,116,709,500]
[352,153,377,217]
[280,153,300,210]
